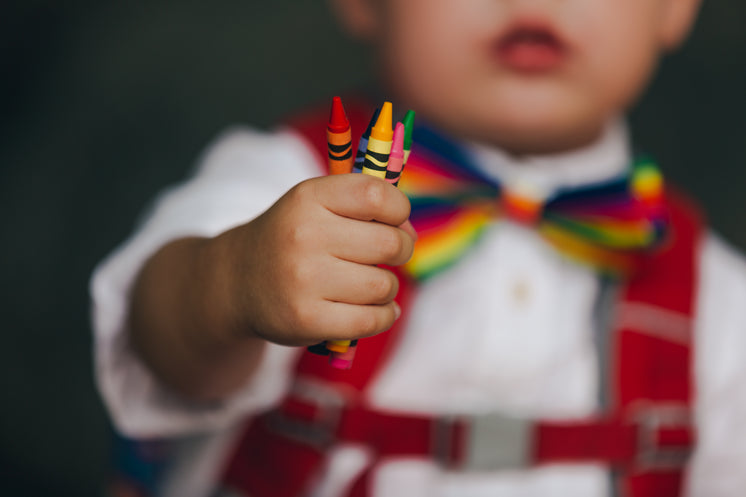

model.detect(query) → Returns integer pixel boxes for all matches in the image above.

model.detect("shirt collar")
[465,119,631,202]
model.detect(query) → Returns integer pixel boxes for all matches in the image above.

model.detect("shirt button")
[512,280,531,305]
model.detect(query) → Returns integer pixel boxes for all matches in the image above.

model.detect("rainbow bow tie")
[398,126,668,280]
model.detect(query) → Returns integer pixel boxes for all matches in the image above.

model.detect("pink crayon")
[385,122,405,187]
[329,344,357,370]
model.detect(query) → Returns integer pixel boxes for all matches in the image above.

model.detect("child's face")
[334,0,700,154]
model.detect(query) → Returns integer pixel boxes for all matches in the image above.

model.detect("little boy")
[92,0,746,496]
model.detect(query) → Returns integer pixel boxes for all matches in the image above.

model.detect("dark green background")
[1,1,744,495]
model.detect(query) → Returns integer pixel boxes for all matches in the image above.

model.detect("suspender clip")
[633,404,693,470]
[433,413,534,471]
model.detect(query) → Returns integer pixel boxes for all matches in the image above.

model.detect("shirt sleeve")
[90,126,320,437]
[687,233,746,496]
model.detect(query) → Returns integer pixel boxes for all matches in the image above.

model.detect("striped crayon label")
[362,136,392,179]
[327,129,353,175]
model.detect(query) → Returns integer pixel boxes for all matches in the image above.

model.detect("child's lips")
[494,22,568,73]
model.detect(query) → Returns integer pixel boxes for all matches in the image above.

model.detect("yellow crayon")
[326,341,350,353]
[361,101,394,179]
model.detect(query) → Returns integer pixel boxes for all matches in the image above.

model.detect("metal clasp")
[632,404,693,469]
[433,412,534,472]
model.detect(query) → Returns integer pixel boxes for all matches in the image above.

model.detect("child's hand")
[217,174,415,347]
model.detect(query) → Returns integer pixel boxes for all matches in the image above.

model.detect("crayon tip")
[371,101,394,141]
[328,96,350,133]
[401,110,416,150]
[364,108,381,137]
[391,122,405,158]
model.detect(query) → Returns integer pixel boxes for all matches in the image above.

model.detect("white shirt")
[90,122,746,497]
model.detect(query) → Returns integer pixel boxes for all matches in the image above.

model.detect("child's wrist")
[203,226,266,347]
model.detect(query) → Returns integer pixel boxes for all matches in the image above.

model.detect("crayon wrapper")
[362,136,392,179]
[327,128,353,175]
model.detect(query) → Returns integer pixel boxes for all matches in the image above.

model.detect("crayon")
[326,340,351,353]
[308,102,411,369]
[400,109,416,166]
[361,101,393,179]
[329,344,357,370]
[385,122,405,187]
[327,96,354,175]
[329,103,393,366]
[353,108,380,173]
[325,100,379,362]
[308,97,356,359]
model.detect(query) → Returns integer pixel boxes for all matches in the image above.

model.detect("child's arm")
[128,173,415,402]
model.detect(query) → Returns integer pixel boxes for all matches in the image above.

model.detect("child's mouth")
[495,22,568,73]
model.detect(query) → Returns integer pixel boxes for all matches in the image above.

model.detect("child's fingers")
[315,174,411,227]
[317,300,401,341]
[399,219,418,242]
[329,218,415,266]
[321,261,399,305]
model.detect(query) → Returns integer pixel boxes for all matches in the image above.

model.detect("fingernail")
[393,301,401,320]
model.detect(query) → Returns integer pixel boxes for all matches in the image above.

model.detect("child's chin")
[474,100,605,149]
[469,114,606,155]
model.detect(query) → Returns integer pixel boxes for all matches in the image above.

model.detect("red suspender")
[613,191,702,496]
[534,190,702,496]
[219,101,704,497]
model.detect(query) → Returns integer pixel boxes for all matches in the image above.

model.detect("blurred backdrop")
[1,1,744,495]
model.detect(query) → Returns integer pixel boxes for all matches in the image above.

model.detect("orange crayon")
[308,98,356,360]
[323,98,357,362]
[327,96,354,175]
